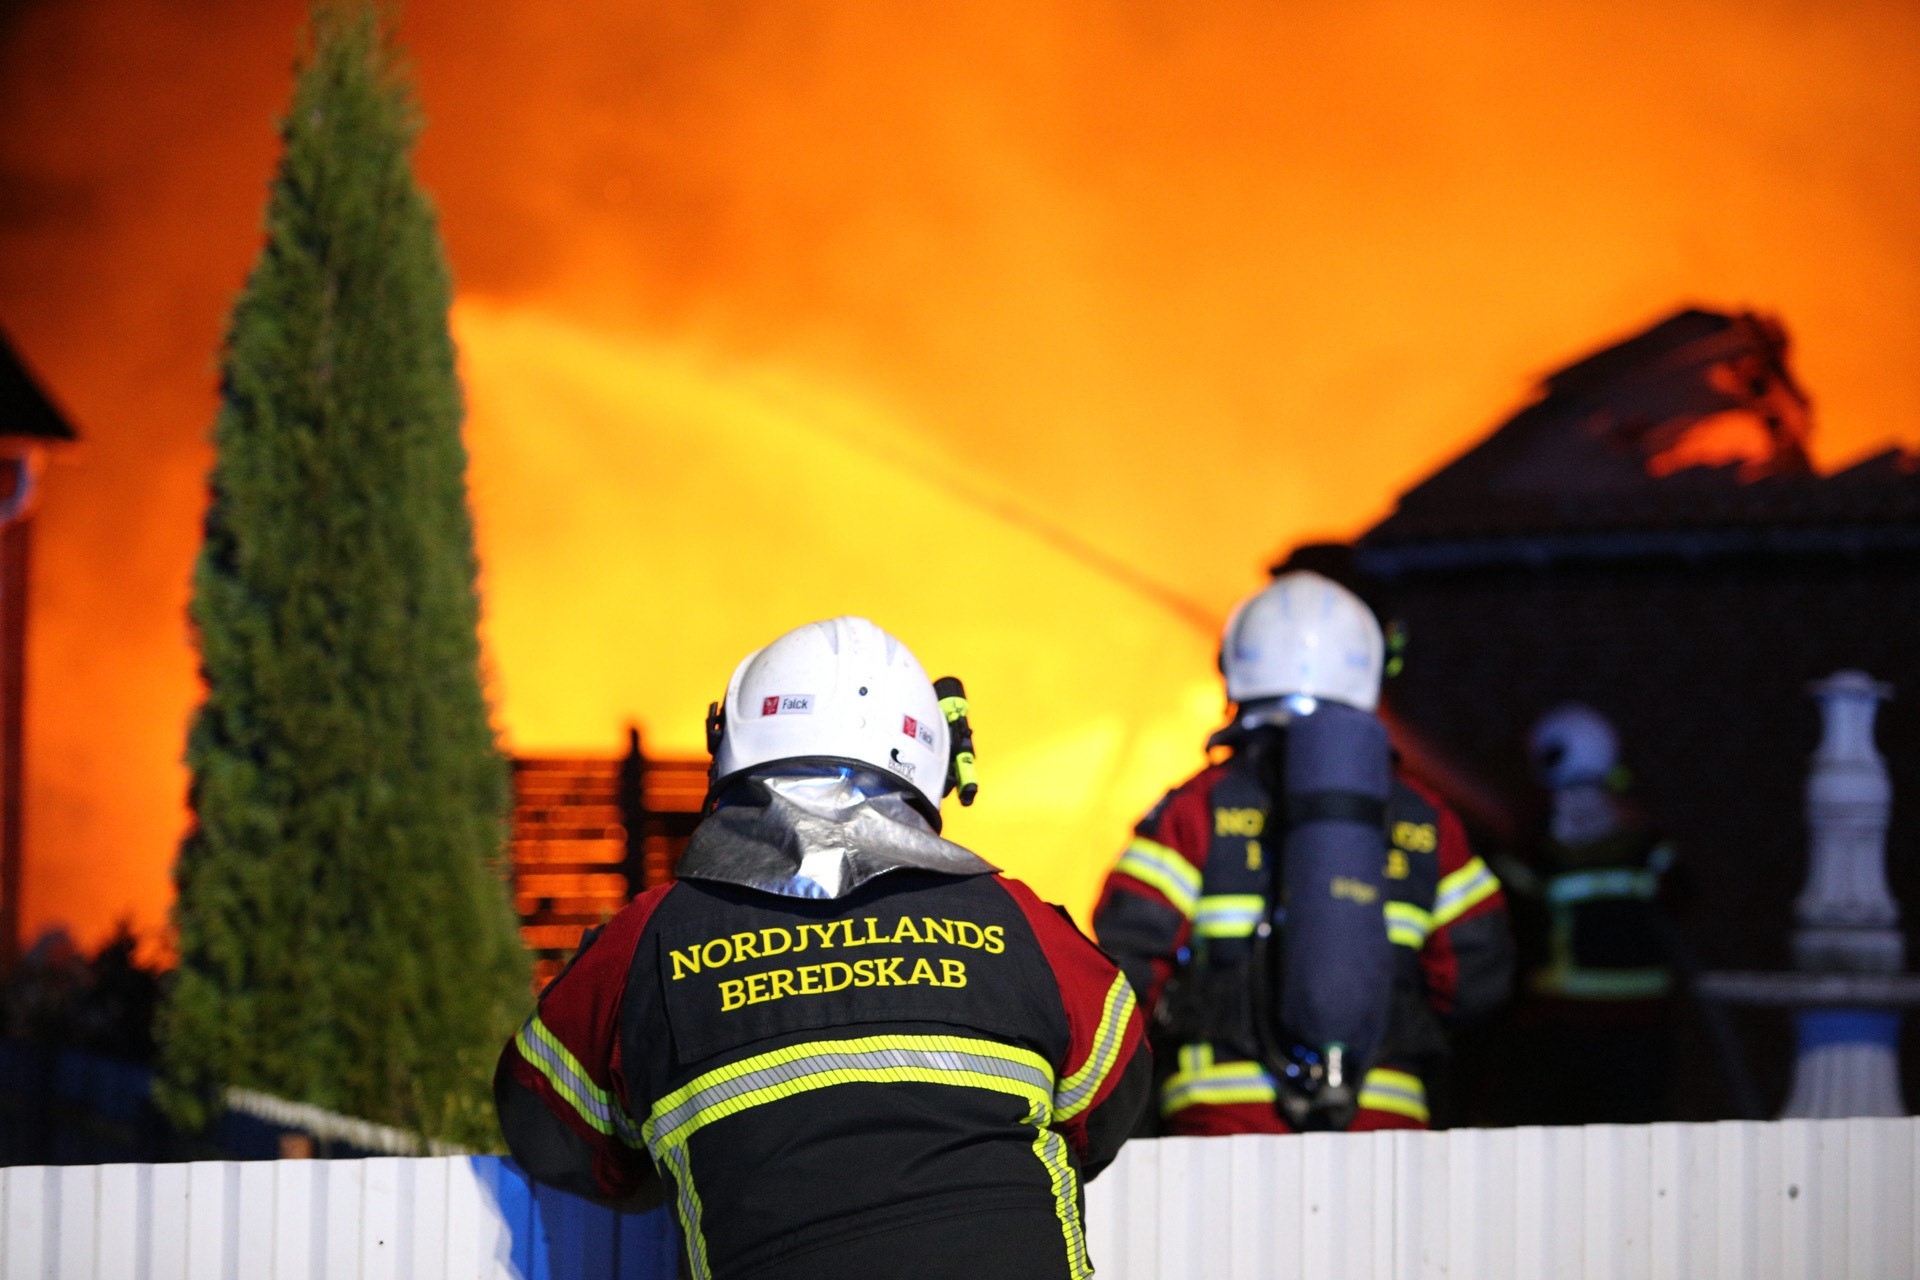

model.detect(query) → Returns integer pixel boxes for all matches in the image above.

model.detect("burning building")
[1286,308,1920,1115]
[0,331,75,966]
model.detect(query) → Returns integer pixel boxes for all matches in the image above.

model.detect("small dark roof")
[1352,308,1920,571]
[0,326,78,442]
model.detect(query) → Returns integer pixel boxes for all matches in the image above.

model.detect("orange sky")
[1,0,1917,949]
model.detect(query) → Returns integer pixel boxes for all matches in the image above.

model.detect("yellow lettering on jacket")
[1384,849,1410,880]
[715,957,969,1010]
[1330,876,1379,904]
[1392,821,1438,854]
[672,916,1008,978]
[1215,808,1265,837]
[795,923,837,953]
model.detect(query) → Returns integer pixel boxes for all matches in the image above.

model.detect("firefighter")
[1093,571,1513,1134]
[1510,703,1677,1123]
[497,617,1149,1280]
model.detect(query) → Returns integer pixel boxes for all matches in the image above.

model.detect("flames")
[2,0,1918,951]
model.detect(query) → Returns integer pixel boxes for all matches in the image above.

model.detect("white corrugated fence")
[3,1118,1915,1278]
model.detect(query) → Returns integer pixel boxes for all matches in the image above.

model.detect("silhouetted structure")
[0,327,76,969]
[1281,308,1920,1117]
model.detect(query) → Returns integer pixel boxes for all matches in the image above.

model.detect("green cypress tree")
[157,1,529,1147]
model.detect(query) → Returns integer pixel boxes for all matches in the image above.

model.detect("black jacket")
[497,868,1149,1280]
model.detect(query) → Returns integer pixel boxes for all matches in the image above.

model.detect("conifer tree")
[158,2,529,1147]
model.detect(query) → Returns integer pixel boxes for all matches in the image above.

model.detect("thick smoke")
[1,0,1916,946]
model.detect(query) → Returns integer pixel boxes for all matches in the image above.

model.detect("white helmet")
[1527,703,1619,789]
[1221,571,1384,712]
[710,617,950,816]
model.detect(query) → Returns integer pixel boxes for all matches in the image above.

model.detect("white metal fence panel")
[1079,1120,1920,1280]
[3,1119,1916,1278]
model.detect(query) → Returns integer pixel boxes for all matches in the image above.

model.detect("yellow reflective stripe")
[1432,857,1500,928]
[1193,893,1265,939]
[1160,1043,1278,1115]
[643,1035,1067,1280]
[1530,966,1672,999]
[1358,1067,1428,1123]
[1056,972,1137,1122]
[1034,1125,1093,1279]
[514,1016,644,1146]
[657,1142,710,1279]
[645,1034,1053,1151]
[1115,837,1202,917]
[1384,900,1432,949]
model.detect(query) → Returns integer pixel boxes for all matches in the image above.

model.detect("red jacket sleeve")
[495,883,673,1201]
[1405,779,1513,1025]
[1092,768,1217,1008]
[999,876,1150,1178]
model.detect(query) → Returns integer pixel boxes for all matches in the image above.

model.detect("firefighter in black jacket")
[497,617,1150,1280]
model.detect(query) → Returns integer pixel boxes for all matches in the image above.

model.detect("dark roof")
[0,327,78,442]
[1354,308,1919,571]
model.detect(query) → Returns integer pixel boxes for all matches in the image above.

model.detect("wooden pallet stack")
[508,734,706,990]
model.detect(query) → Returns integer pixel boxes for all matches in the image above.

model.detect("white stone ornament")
[1782,670,1907,1119]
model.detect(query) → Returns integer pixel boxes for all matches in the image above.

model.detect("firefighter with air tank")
[1503,703,1678,1124]
[1094,571,1514,1133]
[496,617,1148,1280]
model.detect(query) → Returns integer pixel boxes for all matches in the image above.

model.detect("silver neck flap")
[674,769,999,900]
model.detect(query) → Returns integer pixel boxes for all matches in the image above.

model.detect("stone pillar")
[1781,671,1906,1118]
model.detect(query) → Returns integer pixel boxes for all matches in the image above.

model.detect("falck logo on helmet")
[901,716,936,749]
[760,694,815,716]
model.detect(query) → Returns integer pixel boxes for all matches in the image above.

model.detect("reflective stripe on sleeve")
[1115,837,1203,918]
[1546,867,1660,905]
[1357,1067,1429,1123]
[1160,1043,1279,1115]
[514,1015,645,1146]
[1384,900,1433,949]
[1530,965,1672,999]
[1193,893,1265,939]
[1034,1126,1093,1278]
[642,1034,1088,1280]
[1432,857,1501,928]
[1055,972,1138,1122]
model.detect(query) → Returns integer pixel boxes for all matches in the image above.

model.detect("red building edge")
[0,326,77,969]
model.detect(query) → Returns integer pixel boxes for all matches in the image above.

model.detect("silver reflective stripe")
[642,1034,1065,1280]
[1548,867,1659,904]
[515,1018,644,1146]
[1193,894,1265,938]
[647,1037,1055,1154]
[1056,973,1137,1120]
